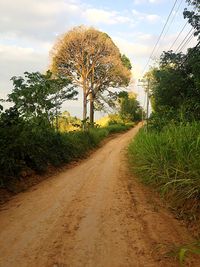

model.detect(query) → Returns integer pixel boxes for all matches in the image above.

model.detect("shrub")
[0,122,128,188]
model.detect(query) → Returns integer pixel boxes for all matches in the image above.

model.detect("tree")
[143,1,200,129]
[184,0,200,40]
[88,54,131,124]
[56,111,82,132]
[51,26,131,126]
[8,70,77,128]
[117,91,142,122]
[146,48,200,126]
[121,54,132,70]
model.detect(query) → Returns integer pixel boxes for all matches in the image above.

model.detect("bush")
[106,123,133,134]
[0,122,128,188]
[128,123,200,212]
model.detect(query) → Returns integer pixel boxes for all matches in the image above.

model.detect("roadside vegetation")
[0,27,142,191]
[129,123,200,210]
[129,0,200,220]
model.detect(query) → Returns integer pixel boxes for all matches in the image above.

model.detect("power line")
[142,0,179,75]
[169,21,188,50]
[175,28,194,52]
[169,4,198,51]
[154,0,184,57]
[177,30,195,52]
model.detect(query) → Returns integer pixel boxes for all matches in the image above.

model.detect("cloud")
[0,0,81,42]
[84,8,132,25]
[137,33,155,41]
[133,0,163,4]
[132,9,161,23]
[0,44,49,97]
[113,37,153,59]
[0,0,180,112]
[146,14,161,22]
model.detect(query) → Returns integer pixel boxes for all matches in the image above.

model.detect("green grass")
[128,122,200,213]
[106,123,133,134]
[166,241,200,266]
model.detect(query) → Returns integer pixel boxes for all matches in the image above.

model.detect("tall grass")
[128,123,200,212]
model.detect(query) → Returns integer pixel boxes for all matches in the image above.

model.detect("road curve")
[0,124,199,267]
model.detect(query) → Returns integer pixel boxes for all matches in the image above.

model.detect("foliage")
[57,111,82,132]
[184,0,200,40]
[106,123,133,133]
[107,114,124,125]
[8,71,77,125]
[51,26,131,124]
[147,47,200,128]
[128,123,200,213]
[117,91,143,122]
[0,114,131,188]
[121,54,132,70]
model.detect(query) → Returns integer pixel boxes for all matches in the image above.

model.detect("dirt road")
[0,124,199,267]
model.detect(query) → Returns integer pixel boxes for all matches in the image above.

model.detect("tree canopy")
[184,0,200,40]
[146,46,200,128]
[51,26,131,125]
[117,91,142,122]
[8,70,77,126]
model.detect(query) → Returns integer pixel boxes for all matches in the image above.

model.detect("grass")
[106,123,133,134]
[128,122,200,213]
[165,241,200,266]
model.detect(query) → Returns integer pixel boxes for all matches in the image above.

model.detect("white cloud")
[0,44,49,97]
[146,14,161,22]
[0,0,184,113]
[132,9,161,23]
[84,8,132,25]
[134,0,163,4]
[149,0,162,3]
[137,33,155,41]
[0,0,81,42]
[113,37,153,59]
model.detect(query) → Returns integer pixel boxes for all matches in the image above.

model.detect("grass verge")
[128,123,200,215]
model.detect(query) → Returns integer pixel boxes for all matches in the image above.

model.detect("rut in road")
[0,124,199,267]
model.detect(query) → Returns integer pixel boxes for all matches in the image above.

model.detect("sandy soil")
[0,124,199,267]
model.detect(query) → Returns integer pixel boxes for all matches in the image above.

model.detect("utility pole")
[146,78,150,131]
[138,78,150,131]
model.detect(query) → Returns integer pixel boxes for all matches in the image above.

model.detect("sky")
[0,0,197,118]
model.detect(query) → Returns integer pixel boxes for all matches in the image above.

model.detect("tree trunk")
[55,107,59,131]
[82,91,87,130]
[89,92,94,126]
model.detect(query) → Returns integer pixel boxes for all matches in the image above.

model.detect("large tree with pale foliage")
[51,26,131,125]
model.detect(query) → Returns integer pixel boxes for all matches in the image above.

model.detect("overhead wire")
[169,4,198,51]
[169,21,188,50]
[175,27,194,52]
[177,31,195,52]
[141,0,179,75]
[153,0,184,57]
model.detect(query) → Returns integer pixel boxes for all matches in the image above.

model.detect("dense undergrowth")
[128,122,200,214]
[0,122,132,189]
